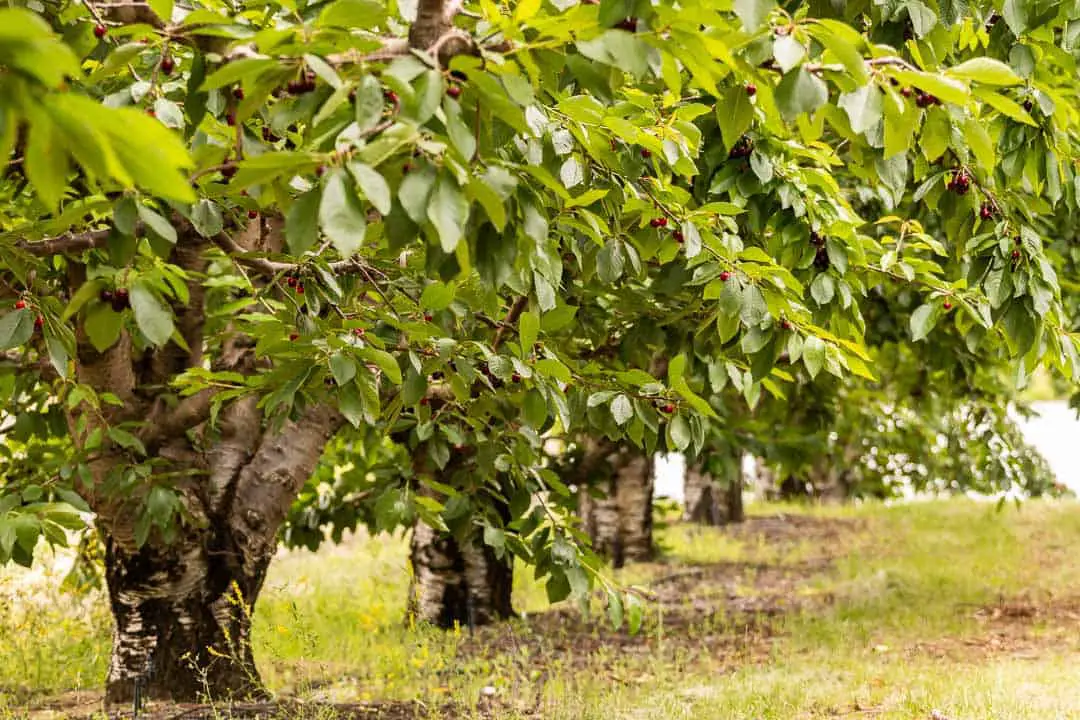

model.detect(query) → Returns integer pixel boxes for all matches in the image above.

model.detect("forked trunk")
[577,439,653,568]
[408,520,514,628]
[88,402,342,704]
[103,532,267,704]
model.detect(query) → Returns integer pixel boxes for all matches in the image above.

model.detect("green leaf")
[286,189,322,255]
[191,199,223,238]
[420,282,455,311]
[716,86,754,146]
[667,414,691,451]
[519,311,539,355]
[62,280,105,321]
[946,58,1022,86]
[0,309,33,350]
[354,75,385,135]
[427,176,469,253]
[399,166,436,224]
[803,336,825,378]
[773,34,806,73]
[349,162,392,215]
[775,67,828,121]
[359,347,402,385]
[24,110,67,210]
[318,0,387,28]
[330,353,357,386]
[611,394,634,425]
[319,169,366,257]
[130,282,175,346]
[839,85,883,134]
[810,273,836,304]
[137,205,177,244]
[535,358,572,384]
[910,303,940,341]
[733,0,775,30]
[84,303,123,352]
[523,389,548,427]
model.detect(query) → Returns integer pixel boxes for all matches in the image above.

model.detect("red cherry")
[296,284,305,294]
[353,327,365,337]
[656,217,668,227]
[943,301,953,311]
[720,271,732,282]
[745,83,757,97]
[420,397,430,406]
[979,204,994,219]
[225,112,237,127]
[673,230,684,243]
[1011,249,1021,260]
[289,332,299,341]
[93,24,107,39]
[385,90,399,104]
[248,209,258,219]
[34,316,44,330]
[233,87,245,100]
[423,313,433,322]
[14,300,26,310]
[511,373,522,382]
[447,85,462,99]
[660,403,676,414]
[160,56,175,75]
[780,319,792,331]
[641,148,652,159]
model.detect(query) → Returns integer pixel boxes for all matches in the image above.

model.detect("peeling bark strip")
[576,439,654,568]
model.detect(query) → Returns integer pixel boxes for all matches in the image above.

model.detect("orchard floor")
[3,500,1080,719]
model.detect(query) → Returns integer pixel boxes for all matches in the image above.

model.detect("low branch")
[13,229,111,256]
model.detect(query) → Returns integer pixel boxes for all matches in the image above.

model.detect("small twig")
[491,296,527,350]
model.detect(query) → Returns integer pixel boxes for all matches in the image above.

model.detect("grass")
[3,499,1080,718]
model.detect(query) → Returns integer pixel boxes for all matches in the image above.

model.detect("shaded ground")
[7,502,1080,719]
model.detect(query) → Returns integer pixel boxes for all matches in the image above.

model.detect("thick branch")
[226,404,344,576]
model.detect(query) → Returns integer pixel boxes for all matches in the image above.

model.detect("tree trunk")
[103,532,267,704]
[684,447,744,526]
[577,439,653,568]
[408,519,514,629]
[404,449,515,629]
[89,402,343,704]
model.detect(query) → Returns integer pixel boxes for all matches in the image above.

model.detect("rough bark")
[684,448,744,526]
[100,404,343,703]
[405,447,515,629]
[576,438,653,568]
[408,513,514,629]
